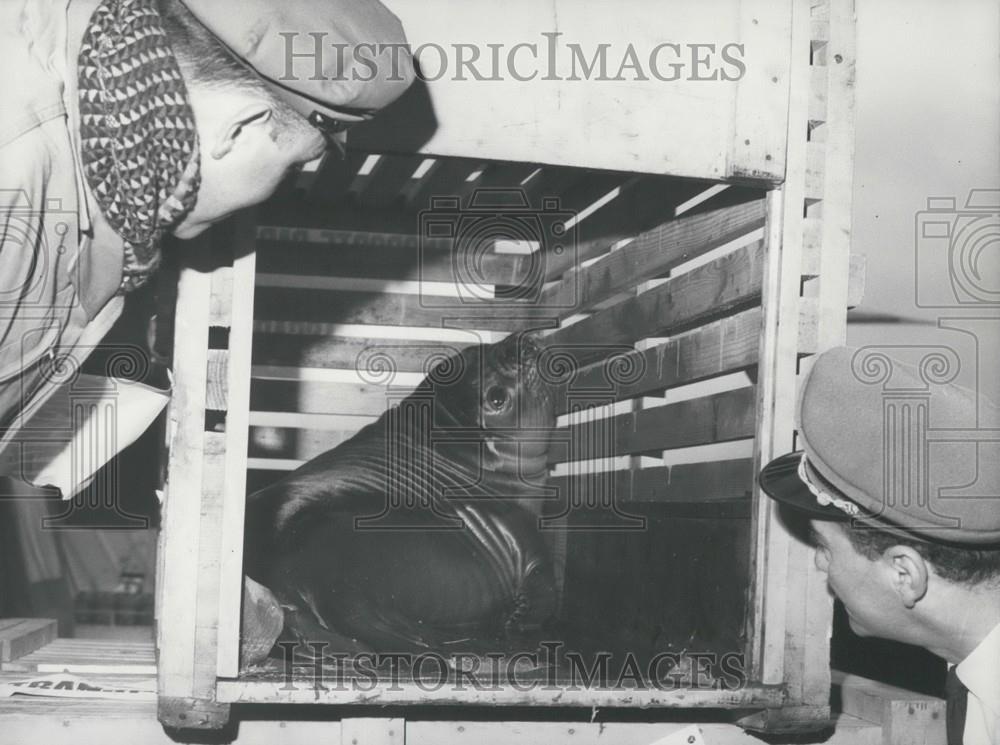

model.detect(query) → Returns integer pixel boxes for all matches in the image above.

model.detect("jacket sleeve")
[0,122,80,475]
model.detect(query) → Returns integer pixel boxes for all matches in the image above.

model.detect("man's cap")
[180,0,415,131]
[759,346,1000,546]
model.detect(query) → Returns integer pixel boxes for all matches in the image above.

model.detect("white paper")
[0,673,156,701]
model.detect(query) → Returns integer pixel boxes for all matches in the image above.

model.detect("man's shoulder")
[0,0,70,147]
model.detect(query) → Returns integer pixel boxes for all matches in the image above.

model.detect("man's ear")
[210,103,273,160]
[882,544,929,608]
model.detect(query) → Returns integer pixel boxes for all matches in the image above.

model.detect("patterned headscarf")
[78,0,200,293]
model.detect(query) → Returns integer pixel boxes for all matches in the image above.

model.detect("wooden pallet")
[0,637,156,675]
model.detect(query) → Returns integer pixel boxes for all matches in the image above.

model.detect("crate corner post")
[155,211,258,731]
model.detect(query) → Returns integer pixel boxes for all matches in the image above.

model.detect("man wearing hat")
[0,0,412,617]
[759,346,1000,745]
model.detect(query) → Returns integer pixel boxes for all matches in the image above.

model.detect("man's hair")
[838,522,1000,587]
[158,0,309,133]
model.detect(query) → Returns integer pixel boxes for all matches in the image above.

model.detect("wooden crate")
[156,0,858,738]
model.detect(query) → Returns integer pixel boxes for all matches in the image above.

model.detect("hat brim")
[758,451,852,521]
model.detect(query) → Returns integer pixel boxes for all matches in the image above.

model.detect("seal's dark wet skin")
[244,334,557,658]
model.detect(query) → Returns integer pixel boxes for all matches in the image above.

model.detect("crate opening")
[235,152,769,698]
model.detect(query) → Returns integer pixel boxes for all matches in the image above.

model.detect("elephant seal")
[244,333,557,657]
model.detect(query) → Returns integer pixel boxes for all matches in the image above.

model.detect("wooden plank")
[251,379,410,417]
[308,149,369,204]
[190,430,226,698]
[216,216,257,678]
[256,224,448,252]
[5,638,156,674]
[808,65,828,122]
[252,334,475,372]
[257,239,530,286]
[541,200,766,313]
[248,426,356,460]
[253,286,543,330]
[475,161,544,190]
[206,349,228,411]
[404,720,880,745]
[552,387,756,462]
[833,671,946,744]
[216,677,784,708]
[355,153,428,209]
[574,177,707,248]
[208,266,233,326]
[551,458,754,506]
[373,0,788,181]
[544,170,632,220]
[746,3,813,694]
[804,141,826,200]
[815,0,858,350]
[544,241,765,364]
[730,0,792,180]
[0,619,57,663]
[403,156,483,210]
[341,718,405,745]
[156,237,212,703]
[552,307,761,414]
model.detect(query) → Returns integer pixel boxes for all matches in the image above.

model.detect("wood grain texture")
[541,200,766,314]
[216,217,258,678]
[374,0,789,181]
[0,619,57,663]
[544,241,765,364]
[156,237,212,703]
[552,387,756,462]
[550,458,753,506]
[551,307,761,415]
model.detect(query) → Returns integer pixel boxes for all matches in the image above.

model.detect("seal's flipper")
[280,606,373,660]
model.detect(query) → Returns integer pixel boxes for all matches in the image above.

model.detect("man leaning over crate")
[759,347,1000,745]
[0,0,414,621]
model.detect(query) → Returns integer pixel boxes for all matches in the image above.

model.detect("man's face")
[173,87,327,238]
[809,519,916,641]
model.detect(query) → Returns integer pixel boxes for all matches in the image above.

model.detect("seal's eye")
[486,385,508,411]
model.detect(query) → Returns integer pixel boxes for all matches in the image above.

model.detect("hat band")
[798,454,862,517]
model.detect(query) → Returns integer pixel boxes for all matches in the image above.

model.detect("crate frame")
[155,0,858,736]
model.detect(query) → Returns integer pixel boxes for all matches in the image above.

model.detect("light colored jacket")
[0,0,166,490]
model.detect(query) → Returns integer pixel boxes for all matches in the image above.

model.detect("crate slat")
[551,458,753,506]
[544,240,765,364]
[542,200,766,314]
[552,307,761,415]
[251,380,410,417]
[257,239,530,286]
[248,426,357,461]
[0,619,57,663]
[355,153,428,209]
[254,287,544,330]
[252,334,475,371]
[551,387,756,462]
